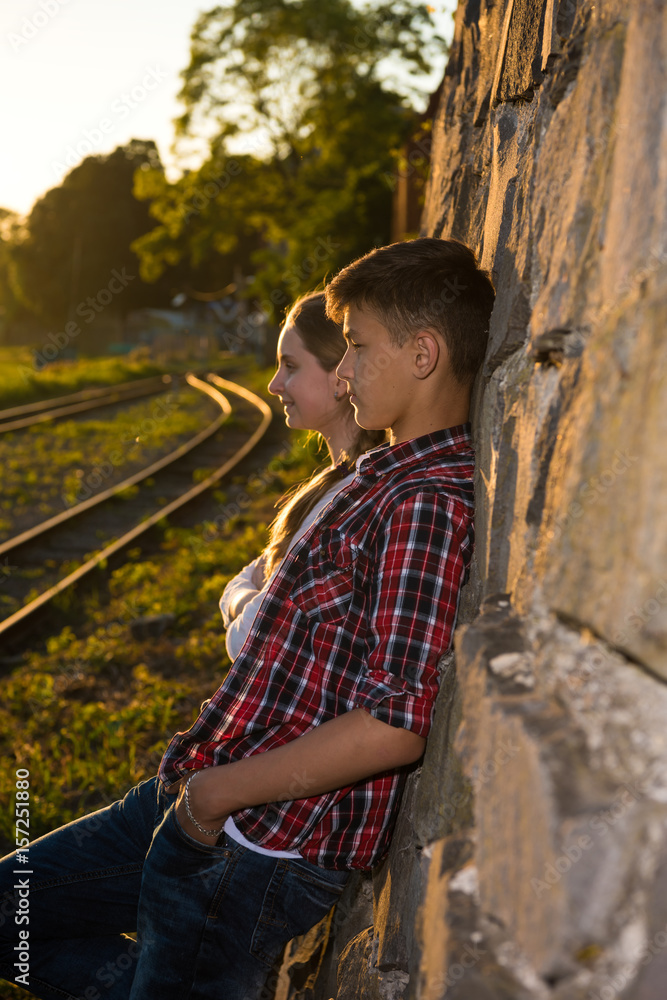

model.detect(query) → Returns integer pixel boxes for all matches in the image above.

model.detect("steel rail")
[0,375,176,434]
[0,374,231,560]
[0,374,174,421]
[0,376,272,641]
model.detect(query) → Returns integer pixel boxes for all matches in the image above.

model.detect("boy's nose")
[336,348,353,382]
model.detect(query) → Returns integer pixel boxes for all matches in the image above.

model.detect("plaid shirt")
[160,426,475,869]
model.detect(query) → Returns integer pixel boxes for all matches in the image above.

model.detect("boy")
[0,237,494,1000]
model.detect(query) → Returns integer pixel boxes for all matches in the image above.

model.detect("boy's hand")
[163,709,425,848]
[168,770,231,846]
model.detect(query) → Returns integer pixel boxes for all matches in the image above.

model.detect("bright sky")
[1,0,457,219]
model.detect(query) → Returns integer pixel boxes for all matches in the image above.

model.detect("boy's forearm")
[172,709,425,840]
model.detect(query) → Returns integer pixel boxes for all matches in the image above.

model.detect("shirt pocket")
[288,528,360,625]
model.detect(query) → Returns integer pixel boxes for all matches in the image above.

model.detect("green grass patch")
[0,348,205,409]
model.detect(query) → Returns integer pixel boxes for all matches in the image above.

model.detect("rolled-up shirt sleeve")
[352,492,470,738]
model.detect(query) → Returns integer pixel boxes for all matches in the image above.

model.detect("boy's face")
[337,304,417,443]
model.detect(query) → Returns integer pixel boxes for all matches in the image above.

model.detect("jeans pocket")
[166,802,232,858]
[250,859,348,966]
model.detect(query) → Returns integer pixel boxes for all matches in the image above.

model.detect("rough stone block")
[493,0,546,105]
[336,926,381,1000]
[535,280,667,679]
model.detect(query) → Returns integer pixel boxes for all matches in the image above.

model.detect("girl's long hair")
[263,291,385,578]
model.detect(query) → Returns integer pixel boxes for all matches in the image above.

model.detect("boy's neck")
[389,395,470,445]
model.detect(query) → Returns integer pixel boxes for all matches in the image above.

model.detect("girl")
[220,290,385,660]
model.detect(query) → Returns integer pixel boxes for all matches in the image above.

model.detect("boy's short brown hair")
[325,237,495,387]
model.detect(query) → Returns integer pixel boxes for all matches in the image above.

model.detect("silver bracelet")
[184,772,225,838]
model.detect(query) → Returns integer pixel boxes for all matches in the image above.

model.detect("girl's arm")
[219,555,265,626]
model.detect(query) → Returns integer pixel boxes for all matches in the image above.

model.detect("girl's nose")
[268,369,283,395]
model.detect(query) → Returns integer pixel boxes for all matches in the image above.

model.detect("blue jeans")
[0,778,349,1000]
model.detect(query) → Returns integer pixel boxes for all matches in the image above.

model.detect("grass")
[0,384,223,543]
[0,347,218,410]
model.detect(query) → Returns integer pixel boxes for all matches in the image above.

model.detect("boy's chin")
[353,414,383,431]
[350,400,383,431]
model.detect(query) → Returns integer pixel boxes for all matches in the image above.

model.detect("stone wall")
[277,2,667,997]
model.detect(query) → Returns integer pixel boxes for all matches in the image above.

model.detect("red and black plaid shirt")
[160,426,475,869]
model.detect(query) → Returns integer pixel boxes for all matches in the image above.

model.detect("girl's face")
[268,323,342,434]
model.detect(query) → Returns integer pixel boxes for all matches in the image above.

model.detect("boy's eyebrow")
[342,328,356,341]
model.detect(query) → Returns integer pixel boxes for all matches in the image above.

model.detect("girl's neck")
[322,415,359,467]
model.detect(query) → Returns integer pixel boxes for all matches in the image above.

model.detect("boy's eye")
[350,341,361,352]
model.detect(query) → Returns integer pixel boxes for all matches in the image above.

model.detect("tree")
[11,141,186,332]
[176,0,441,151]
[133,0,446,318]
[0,209,31,342]
[132,151,266,291]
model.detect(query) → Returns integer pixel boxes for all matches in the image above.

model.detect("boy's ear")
[412,330,441,380]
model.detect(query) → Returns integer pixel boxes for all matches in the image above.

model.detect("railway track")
[0,374,176,434]
[0,374,272,647]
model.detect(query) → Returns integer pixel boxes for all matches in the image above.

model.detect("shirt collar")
[355,423,473,477]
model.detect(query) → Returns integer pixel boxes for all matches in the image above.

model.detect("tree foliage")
[11,141,183,331]
[177,0,441,153]
[133,0,446,318]
[0,209,27,334]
